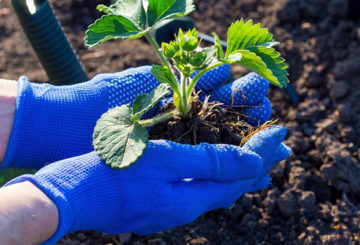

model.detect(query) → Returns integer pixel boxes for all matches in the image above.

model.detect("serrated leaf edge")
[85,14,147,48]
[93,106,149,170]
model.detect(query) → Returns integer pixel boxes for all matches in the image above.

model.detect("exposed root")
[241,119,280,145]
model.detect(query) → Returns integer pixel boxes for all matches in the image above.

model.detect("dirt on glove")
[1,0,359,244]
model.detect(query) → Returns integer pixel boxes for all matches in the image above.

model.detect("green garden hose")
[11,0,88,85]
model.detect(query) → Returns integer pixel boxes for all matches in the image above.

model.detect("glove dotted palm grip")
[101,67,160,109]
[2,66,159,169]
[192,65,272,126]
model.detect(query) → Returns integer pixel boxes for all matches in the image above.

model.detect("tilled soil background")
[1,0,360,244]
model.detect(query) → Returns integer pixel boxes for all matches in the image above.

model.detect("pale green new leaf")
[93,105,148,169]
[132,84,171,121]
[151,65,180,93]
[85,14,146,48]
[226,20,273,56]
[147,0,195,27]
[228,50,282,87]
[212,32,225,61]
[97,0,146,29]
[97,4,113,14]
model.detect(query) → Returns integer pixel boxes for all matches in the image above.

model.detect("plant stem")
[145,34,173,72]
[138,111,176,127]
[179,74,190,115]
[187,62,225,98]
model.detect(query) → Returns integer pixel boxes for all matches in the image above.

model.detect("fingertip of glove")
[245,97,272,126]
[247,174,271,193]
[242,126,287,161]
[195,65,231,93]
[236,73,269,90]
[276,143,292,161]
[233,72,269,103]
[219,202,235,209]
[209,72,269,106]
[250,126,287,145]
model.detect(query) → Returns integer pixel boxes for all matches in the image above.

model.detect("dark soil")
[150,100,254,146]
[1,0,360,244]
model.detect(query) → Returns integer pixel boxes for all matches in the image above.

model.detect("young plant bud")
[183,29,199,51]
[176,63,192,77]
[176,63,186,74]
[170,41,180,52]
[177,28,199,52]
[174,50,189,64]
[190,52,206,67]
[176,29,186,48]
[162,42,177,58]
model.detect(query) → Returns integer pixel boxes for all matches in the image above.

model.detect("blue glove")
[195,66,272,126]
[2,66,161,169]
[2,65,271,170]
[205,126,291,208]
[4,128,291,244]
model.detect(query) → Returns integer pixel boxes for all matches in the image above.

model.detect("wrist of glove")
[4,126,290,245]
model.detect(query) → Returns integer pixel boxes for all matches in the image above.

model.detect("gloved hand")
[194,66,271,126]
[2,65,271,170]
[4,126,290,245]
[2,67,161,169]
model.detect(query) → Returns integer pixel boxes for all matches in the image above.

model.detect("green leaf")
[226,20,273,57]
[132,84,171,121]
[228,50,284,87]
[148,0,176,26]
[212,32,225,61]
[93,105,148,169]
[97,0,146,29]
[225,19,289,87]
[227,52,242,62]
[248,46,289,88]
[147,0,195,27]
[198,46,216,69]
[85,14,146,48]
[151,65,180,93]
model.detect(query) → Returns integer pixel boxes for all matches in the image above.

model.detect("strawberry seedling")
[86,0,289,169]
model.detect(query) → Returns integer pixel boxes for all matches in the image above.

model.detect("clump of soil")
[150,100,255,146]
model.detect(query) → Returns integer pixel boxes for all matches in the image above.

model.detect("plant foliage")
[225,20,288,87]
[93,105,148,169]
[86,0,195,47]
[87,0,289,170]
